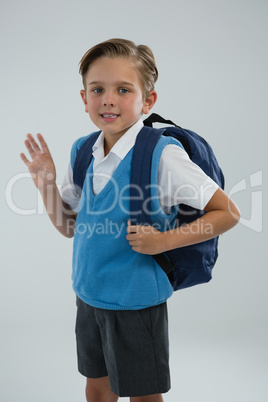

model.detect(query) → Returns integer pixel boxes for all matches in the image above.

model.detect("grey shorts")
[75,296,170,397]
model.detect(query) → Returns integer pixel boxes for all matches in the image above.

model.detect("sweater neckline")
[87,147,134,205]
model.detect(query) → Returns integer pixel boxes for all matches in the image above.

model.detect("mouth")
[100,113,120,122]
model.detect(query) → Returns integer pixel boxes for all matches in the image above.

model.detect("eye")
[92,88,103,94]
[118,88,129,94]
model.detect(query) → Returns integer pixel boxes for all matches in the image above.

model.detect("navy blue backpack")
[73,113,225,291]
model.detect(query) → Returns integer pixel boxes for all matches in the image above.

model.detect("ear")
[142,91,157,115]
[80,90,89,113]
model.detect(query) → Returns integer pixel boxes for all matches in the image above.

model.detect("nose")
[103,91,115,107]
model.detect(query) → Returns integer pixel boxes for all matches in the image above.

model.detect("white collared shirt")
[91,119,143,195]
[61,118,218,213]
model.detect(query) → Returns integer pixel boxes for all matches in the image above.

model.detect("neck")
[103,132,125,156]
[104,138,111,157]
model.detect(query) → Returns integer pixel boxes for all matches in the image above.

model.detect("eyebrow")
[88,81,135,87]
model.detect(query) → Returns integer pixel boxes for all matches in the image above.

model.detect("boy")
[20,38,240,402]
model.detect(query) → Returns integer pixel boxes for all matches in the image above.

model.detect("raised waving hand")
[20,133,76,237]
[20,133,56,190]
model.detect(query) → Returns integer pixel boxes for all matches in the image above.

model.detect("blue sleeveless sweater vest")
[70,133,183,310]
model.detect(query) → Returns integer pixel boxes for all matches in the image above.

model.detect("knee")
[85,387,103,402]
[130,395,163,402]
[86,385,118,402]
[85,388,102,402]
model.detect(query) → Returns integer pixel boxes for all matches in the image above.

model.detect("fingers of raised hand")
[23,133,51,163]
[25,134,42,156]
[20,152,30,166]
[36,133,51,156]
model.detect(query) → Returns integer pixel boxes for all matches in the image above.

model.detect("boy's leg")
[86,376,119,402]
[76,296,170,398]
[99,302,170,398]
[130,394,163,402]
[75,297,118,400]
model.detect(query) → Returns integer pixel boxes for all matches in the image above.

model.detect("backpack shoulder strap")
[129,126,164,225]
[73,131,101,190]
[129,125,175,275]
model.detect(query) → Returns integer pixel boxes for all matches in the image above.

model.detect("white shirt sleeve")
[158,144,219,212]
[60,162,81,212]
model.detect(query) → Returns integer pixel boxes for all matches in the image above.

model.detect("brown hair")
[79,38,158,99]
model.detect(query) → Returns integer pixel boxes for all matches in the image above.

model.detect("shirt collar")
[92,118,144,161]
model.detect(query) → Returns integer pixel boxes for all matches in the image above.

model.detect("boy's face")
[80,57,157,143]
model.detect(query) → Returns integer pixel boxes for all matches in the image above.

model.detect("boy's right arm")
[20,133,77,238]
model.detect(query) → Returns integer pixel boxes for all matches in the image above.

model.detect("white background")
[1,0,267,401]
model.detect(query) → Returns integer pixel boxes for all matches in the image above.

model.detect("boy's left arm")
[126,188,240,255]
